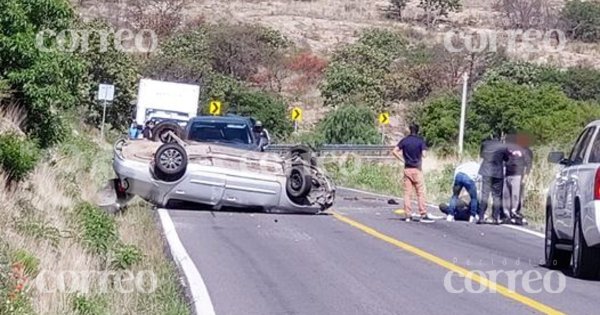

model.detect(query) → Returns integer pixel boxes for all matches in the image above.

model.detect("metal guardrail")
[266,144,395,157]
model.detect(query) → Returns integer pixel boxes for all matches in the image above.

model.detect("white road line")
[503,224,545,238]
[340,186,546,239]
[158,209,216,315]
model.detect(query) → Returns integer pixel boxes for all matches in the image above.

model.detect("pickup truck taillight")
[595,168,600,200]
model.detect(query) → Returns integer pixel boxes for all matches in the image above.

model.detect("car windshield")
[188,122,252,144]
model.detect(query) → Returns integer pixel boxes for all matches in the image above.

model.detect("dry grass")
[0,110,188,314]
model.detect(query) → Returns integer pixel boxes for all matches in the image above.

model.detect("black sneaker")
[419,214,435,223]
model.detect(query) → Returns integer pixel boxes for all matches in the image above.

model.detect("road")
[163,188,600,315]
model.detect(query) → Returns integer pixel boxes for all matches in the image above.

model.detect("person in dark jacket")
[503,134,528,220]
[440,199,471,221]
[478,136,509,224]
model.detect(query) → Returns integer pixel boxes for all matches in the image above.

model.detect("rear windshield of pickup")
[188,122,252,144]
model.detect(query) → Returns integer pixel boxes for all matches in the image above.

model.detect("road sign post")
[98,84,115,141]
[378,113,390,144]
[291,107,302,132]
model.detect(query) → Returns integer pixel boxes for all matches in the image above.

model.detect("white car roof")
[586,120,600,128]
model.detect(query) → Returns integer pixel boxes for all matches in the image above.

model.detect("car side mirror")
[548,151,566,164]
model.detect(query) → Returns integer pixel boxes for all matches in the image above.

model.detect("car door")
[557,127,596,237]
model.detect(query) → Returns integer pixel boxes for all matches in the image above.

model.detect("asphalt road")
[165,188,600,315]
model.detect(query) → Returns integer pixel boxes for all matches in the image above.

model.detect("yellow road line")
[332,212,565,315]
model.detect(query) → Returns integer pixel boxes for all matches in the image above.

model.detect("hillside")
[75,0,600,140]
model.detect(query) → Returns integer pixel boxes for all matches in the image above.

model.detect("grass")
[325,150,555,229]
[0,110,189,314]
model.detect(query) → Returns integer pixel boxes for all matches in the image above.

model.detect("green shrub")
[417,81,600,148]
[556,67,600,102]
[562,0,600,42]
[0,134,40,182]
[317,104,381,144]
[74,203,118,255]
[110,243,143,270]
[78,20,140,131]
[10,250,39,278]
[320,29,407,109]
[72,294,108,315]
[233,89,293,140]
[0,0,88,147]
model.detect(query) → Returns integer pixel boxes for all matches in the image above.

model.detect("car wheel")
[153,143,187,182]
[572,207,600,279]
[152,122,183,143]
[287,145,318,166]
[545,204,570,269]
[286,166,312,199]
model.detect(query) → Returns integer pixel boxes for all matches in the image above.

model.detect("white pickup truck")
[546,120,600,278]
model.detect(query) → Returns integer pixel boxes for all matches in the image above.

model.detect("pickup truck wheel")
[154,143,187,182]
[572,211,600,279]
[286,166,312,199]
[287,145,317,166]
[545,206,570,269]
[152,122,183,143]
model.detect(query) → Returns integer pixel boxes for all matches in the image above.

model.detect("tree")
[389,0,410,20]
[320,29,407,109]
[0,0,88,147]
[417,81,600,148]
[317,104,381,144]
[77,20,140,130]
[561,0,600,42]
[233,90,293,140]
[419,0,462,28]
[493,0,558,30]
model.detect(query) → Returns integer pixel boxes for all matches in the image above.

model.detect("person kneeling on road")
[446,161,480,223]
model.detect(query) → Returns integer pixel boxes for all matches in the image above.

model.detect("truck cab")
[546,120,600,278]
[184,115,269,151]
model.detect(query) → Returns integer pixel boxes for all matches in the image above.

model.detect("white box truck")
[135,79,200,141]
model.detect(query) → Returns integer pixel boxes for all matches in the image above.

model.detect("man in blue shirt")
[392,124,434,223]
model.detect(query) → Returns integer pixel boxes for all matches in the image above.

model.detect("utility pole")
[458,72,469,155]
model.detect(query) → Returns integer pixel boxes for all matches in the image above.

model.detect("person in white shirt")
[446,161,480,223]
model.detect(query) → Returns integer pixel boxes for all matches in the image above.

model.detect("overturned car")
[110,137,336,214]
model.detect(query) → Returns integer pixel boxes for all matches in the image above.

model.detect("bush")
[320,29,407,109]
[78,20,140,131]
[317,104,381,144]
[0,134,40,182]
[417,81,600,148]
[75,202,118,256]
[562,0,600,42]
[484,61,600,102]
[72,294,107,315]
[110,243,143,270]
[1,0,88,147]
[234,90,293,140]
[482,61,557,87]
[556,67,600,102]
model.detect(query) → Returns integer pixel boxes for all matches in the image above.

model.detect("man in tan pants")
[392,124,434,223]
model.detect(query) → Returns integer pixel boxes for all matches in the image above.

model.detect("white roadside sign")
[98,84,115,102]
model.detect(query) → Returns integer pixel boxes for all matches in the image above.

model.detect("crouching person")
[446,161,480,223]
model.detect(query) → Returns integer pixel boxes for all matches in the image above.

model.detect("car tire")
[286,166,312,199]
[287,145,318,166]
[152,122,183,143]
[572,206,600,279]
[153,143,187,182]
[545,203,570,269]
